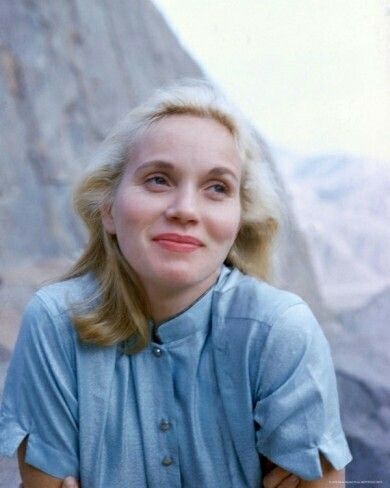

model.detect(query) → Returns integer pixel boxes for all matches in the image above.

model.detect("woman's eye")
[145,175,168,186]
[209,183,228,194]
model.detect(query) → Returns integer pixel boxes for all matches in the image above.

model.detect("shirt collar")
[149,264,232,344]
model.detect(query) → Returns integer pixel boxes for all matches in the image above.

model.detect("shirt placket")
[150,343,181,487]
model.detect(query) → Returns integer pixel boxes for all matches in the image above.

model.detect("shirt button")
[159,419,171,432]
[161,456,173,466]
[152,347,162,357]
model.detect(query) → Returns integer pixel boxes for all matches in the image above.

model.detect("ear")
[100,201,117,235]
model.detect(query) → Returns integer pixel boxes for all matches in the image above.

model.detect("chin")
[151,262,211,288]
[158,267,197,286]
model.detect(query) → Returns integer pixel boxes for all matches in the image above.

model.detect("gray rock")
[0,455,20,488]
[332,286,390,482]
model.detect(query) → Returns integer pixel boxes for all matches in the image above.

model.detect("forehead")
[130,114,242,170]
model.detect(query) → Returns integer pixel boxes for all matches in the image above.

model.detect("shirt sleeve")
[254,301,352,480]
[0,293,79,478]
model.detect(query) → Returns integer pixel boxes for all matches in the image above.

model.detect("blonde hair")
[64,78,282,353]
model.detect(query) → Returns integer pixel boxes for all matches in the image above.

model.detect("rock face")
[275,149,390,313]
[332,287,390,481]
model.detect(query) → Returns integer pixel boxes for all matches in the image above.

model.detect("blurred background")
[0,0,389,484]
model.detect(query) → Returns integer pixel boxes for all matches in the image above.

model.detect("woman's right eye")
[145,175,168,186]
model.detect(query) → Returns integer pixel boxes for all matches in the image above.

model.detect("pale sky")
[153,0,390,162]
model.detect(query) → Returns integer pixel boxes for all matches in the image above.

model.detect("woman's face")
[102,114,242,298]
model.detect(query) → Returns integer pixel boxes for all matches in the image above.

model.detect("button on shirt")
[0,265,352,487]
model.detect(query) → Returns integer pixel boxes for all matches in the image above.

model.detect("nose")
[164,186,199,224]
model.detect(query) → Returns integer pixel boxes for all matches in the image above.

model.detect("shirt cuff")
[25,434,79,479]
[0,419,79,480]
[0,418,28,457]
[257,431,352,480]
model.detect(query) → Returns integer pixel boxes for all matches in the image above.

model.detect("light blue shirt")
[0,265,351,486]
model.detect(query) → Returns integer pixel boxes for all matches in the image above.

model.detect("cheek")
[114,192,152,228]
[207,205,241,244]
[113,195,152,260]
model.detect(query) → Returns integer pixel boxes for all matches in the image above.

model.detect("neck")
[145,270,220,325]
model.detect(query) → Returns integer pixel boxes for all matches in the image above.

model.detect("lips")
[152,233,204,246]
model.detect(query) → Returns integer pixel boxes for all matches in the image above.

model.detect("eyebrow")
[134,160,239,181]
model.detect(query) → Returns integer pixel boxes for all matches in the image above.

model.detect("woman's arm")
[4,295,80,484]
[254,302,352,481]
[18,438,64,488]
[262,455,344,488]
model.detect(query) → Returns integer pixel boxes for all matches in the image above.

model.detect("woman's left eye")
[209,183,228,194]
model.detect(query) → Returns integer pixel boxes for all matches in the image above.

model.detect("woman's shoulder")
[32,272,99,318]
[216,266,307,327]
[215,268,331,388]
[17,273,99,349]
[13,275,99,370]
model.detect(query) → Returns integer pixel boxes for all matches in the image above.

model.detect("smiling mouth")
[153,233,204,246]
[153,239,202,253]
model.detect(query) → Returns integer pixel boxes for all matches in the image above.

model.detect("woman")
[0,79,351,487]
